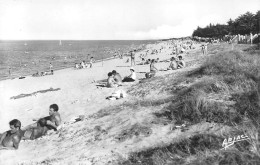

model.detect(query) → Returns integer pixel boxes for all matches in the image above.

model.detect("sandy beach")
[0,41,203,164]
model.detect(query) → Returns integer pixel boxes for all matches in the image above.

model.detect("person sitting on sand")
[0,119,23,150]
[107,72,118,88]
[145,59,158,78]
[144,59,151,65]
[81,61,86,68]
[177,56,186,69]
[167,57,178,70]
[112,70,123,85]
[22,104,62,132]
[180,47,186,53]
[122,68,136,82]
[75,63,80,69]
[41,104,62,131]
[22,118,48,140]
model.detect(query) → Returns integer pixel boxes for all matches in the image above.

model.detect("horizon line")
[0,39,161,41]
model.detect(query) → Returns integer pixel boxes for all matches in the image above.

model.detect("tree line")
[192,11,260,38]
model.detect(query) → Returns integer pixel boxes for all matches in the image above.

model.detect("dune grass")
[121,45,260,165]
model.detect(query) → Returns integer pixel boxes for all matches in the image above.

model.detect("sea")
[0,40,157,80]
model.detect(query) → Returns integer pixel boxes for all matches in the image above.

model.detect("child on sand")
[0,119,23,150]
[122,68,136,82]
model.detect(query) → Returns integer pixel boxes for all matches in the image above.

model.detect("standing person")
[8,67,11,77]
[64,56,67,64]
[201,44,207,55]
[0,119,23,150]
[175,45,179,55]
[89,57,95,68]
[130,50,136,66]
[145,59,158,78]
[204,43,208,55]
[49,63,53,71]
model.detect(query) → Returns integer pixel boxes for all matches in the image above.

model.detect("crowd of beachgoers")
[0,38,208,151]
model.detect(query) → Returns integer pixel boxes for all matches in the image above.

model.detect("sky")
[0,0,259,40]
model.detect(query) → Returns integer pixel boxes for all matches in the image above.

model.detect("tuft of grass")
[167,50,260,125]
[115,123,152,142]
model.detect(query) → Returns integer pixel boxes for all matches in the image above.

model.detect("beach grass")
[120,44,260,164]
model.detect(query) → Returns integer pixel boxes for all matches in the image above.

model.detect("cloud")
[0,0,259,40]
[118,13,226,40]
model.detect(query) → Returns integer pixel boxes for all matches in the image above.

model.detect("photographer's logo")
[221,134,250,150]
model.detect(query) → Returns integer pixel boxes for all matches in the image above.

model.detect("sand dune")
[0,41,202,164]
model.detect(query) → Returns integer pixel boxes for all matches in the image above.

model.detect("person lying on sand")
[0,119,23,150]
[32,71,41,77]
[22,104,62,132]
[145,59,158,78]
[177,56,186,69]
[22,118,48,140]
[44,70,54,76]
[75,63,80,69]
[122,68,136,82]
[112,70,122,85]
[107,72,118,88]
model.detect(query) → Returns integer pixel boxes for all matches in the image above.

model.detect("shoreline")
[0,40,175,132]
[0,55,122,81]
[0,43,150,82]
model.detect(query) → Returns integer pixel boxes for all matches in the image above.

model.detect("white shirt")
[130,72,136,80]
